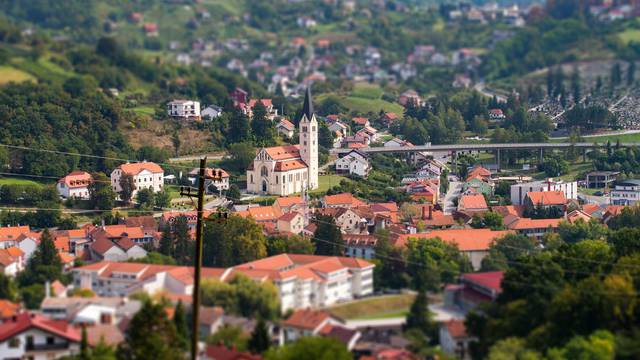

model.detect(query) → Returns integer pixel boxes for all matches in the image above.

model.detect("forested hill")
[0,81,132,177]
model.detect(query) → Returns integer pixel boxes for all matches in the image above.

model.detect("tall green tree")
[173,216,193,265]
[229,109,251,144]
[264,337,351,360]
[158,224,173,257]
[118,173,135,204]
[251,101,276,146]
[173,301,190,352]
[203,216,267,267]
[117,300,183,360]
[312,214,344,256]
[404,289,438,344]
[88,172,115,210]
[19,229,62,286]
[248,318,271,354]
[0,273,17,301]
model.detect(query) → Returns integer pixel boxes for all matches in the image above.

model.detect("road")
[473,81,507,103]
[579,193,610,206]
[443,180,461,215]
[331,141,640,155]
[551,129,640,140]
[204,196,231,209]
[169,153,225,162]
[342,303,465,329]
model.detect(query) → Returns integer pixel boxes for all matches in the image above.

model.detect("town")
[2,0,640,359]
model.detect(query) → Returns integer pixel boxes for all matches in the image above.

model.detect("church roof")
[302,86,314,121]
[275,160,308,172]
[264,145,301,160]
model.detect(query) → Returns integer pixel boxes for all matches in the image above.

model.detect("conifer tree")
[173,301,190,352]
[248,318,271,354]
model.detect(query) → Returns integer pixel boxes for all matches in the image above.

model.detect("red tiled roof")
[58,171,92,188]
[323,193,366,207]
[444,319,468,339]
[282,309,330,330]
[581,203,601,215]
[86,324,124,347]
[0,300,19,318]
[274,196,304,208]
[0,312,81,343]
[526,191,566,206]
[508,218,562,230]
[352,117,369,125]
[462,271,503,293]
[277,119,295,131]
[459,194,488,210]
[393,229,513,251]
[0,226,30,243]
[249,99,273,108]
[203,345,262,360]
[263,145,301,160]
[274,160,307,171]
[278,212,301,222]
[117,162,163,175]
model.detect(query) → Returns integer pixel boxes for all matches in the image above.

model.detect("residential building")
[0,226,31,249]
[280,309,360,350]
[201,345,262,360]
[510,178,577,205]
[335,149,371,177]
[344,234,377,259]
[167,100,201,121]
[277,212,305,235]
[352,117,370,127]
[233,254,374,312]
[40,297,142,326]
[488,109,505,121]
[444,271,503,311]
[57,171,92,200]
[236,206,282,225]
[89,237,147,262]
[393,230,513,270]
[440,320,474,360]
[458,194,489,213]
[201,105,222,120]
[506,218,562,239]
[462,177,493,197]
[110,161,164,200]
[585,171,620,189]
[611,179,640,205]
[328,121,348,135]
[273,196,304,214]
[384,138,413,148]
[189,167,230,192]
[0,247,24,276]
[523,191,566,214]
[322,193,366,208]
[317,208,363,234]
[0,312,81,360]
[276,119,296,138]
[246,88,318,195]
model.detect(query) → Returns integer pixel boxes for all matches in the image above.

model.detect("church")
[246,87,319,196]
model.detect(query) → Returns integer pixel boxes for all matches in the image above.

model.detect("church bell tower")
[299,86,319,190]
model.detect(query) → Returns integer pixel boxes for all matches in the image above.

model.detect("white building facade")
[611,179,640,205]
[110,162,164,200]
[510,178,578,205]
[167,100,201,120]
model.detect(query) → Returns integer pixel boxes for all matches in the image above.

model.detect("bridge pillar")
[539,148,544,164]
[496,149,500,170]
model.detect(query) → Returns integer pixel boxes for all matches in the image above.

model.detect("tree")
[374,229,410,289]
[19,229,62,286]
[248,318,271,354]
[547,330,615,360]
[312,214,344,256]
[119,173,135,204]
[135,188,155,209]
[171,132,181,156]
[571,66,581,103]
[266,235,314,256]
[227,184,241,203]
[158,224,173,256]
[487,337,541,360]
[173,216,193,265]
[611,63,622,88]
[228,109,251,143]
[251,101,276,146]
[264,337,351,360]
[207,325,249,351]
[117,300,183,360]
[80,326,90,360]
[225,142,255,173]
[471,115,489,136]
[318,124,334,148]
[173,301,189,352]
[203,216,267,267]
[406,237,472,291]
[0,273,17,301]
[201,275,280,320]
[627,61,636,86]
[404,289,438,344]
[20,284,44,309]
[88,172,115,210]
[154,189,171,208]
[557,219,608,244]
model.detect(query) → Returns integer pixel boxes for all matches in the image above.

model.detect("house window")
[47,336,55,345]
[8,337,20,348]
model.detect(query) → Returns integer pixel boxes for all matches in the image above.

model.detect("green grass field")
[328,294,416,320]
[312,174,348,194]
[0,65,36,85]
[351,83,384,100]
[550,132,640,144]
[618,29,640,44]
[0,177,44,186]
[341,96,404,114]
[131,106,156,117]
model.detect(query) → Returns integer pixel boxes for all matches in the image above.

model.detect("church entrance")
[262,179,268,193]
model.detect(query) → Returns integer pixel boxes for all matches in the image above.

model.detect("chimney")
[421,206,427,220]
[429,205,433,220]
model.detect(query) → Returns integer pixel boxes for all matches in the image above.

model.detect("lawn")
[351,83,384,100]
[561,132,640,144]
[618,29,640,44]
[341,96,404,115]
[10,55,75,84]
[0,177,44,186]
[0,65,36,85]
[131,106,156,117]
[312,174,348,194]
[329,294,416,320]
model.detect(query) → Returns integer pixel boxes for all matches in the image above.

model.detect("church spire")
[302,86,314,121]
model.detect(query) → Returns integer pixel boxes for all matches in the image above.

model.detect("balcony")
[26,342,70,351]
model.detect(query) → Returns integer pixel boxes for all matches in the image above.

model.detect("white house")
[110,161,164,200]
[280,309,360,350]
[384,137,413,148]
[0,226,31,250]
[276,119,296,138]
[201,105,222,120]
[0,312,81,360]
[328,121,348,134]
[167,100,201,121]
[335,149,371,177]
[89,237,147,262]
[188,168,230,193]
[611,179,640,205]
[56,171,92,200]
[510,178,578,206]
[0,247,23,276]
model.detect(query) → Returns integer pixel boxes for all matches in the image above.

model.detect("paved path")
[579,193,610,206]
[551,129,640,140]
[342,303,466,329]
[443,181,462,215]
[169,153,225,162]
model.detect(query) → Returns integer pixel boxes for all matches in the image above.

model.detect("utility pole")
[180,158,227,360]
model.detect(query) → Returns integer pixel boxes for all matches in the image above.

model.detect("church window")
[250,174,254,184]
[283,175,285,183]
[302,126,307,133]
[276,176,278,184]
[296,173,300,181]
[304,141,307,146]
[261,166,268,177]
[312,126,316,132]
